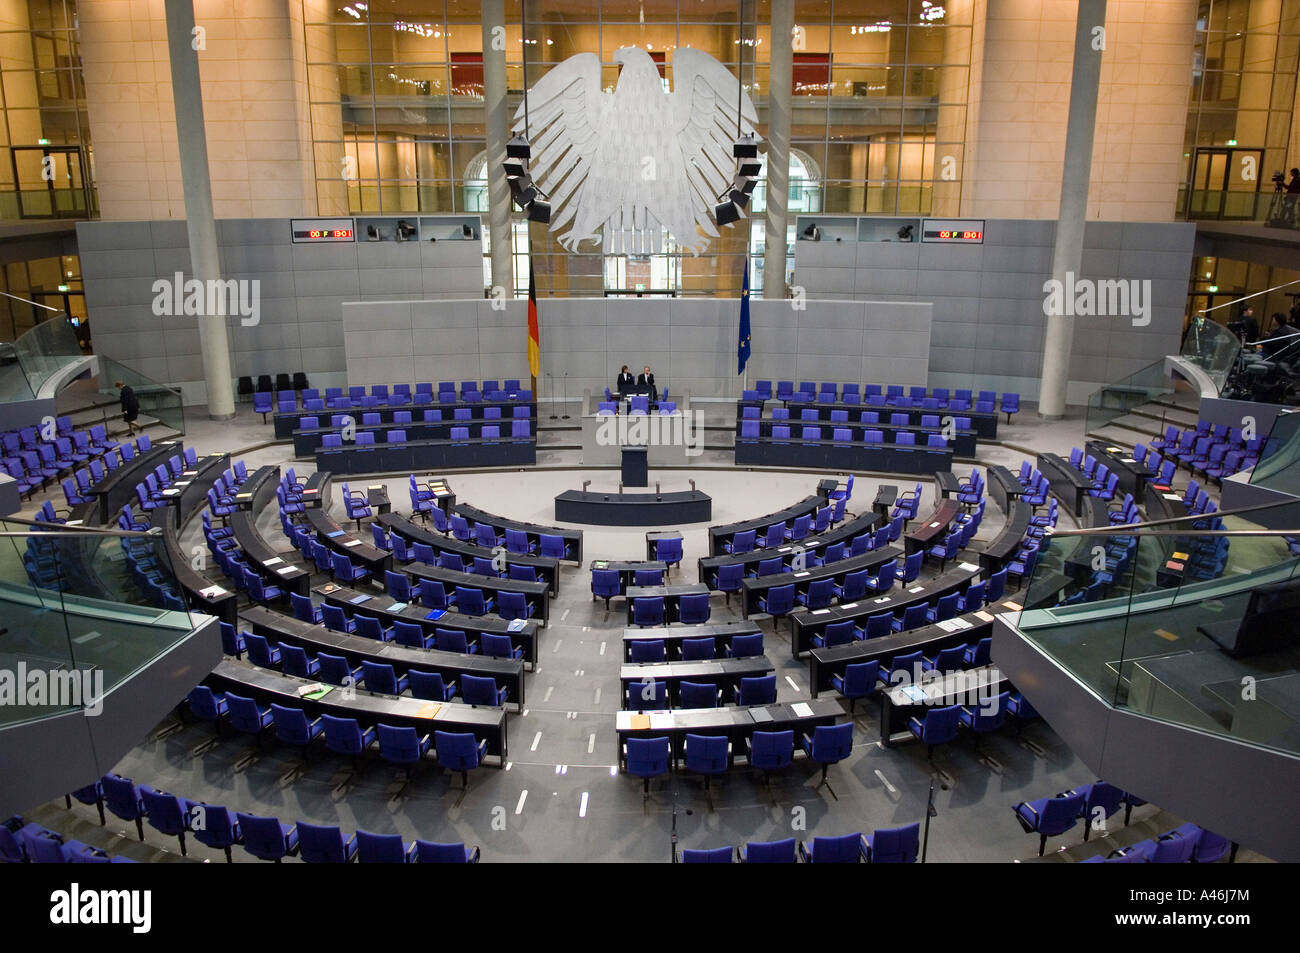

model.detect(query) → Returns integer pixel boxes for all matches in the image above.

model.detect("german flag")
[527,261,541,387]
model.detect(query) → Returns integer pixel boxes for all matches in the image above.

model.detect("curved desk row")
[153,505,239,625]
[789,562,984,658]
[314,583,541,665]
[987,464,1024,513]
[554,489,712,527]
[452,502,583,564]
[738,418,978,457]
[736,439,954,477]
[303,502,391,576]
[86,441,182,524]
[1036,452,1093,517]
[378,512,562,595]
[294,419,532,457]
[621,620,763,661]
[619,657,776,707]
[614,699,844,769]
[403,562,551,626]
[707,487,835,557]
[315,436,536,476]
[274,399,536,439]
[697,511,880,586]
[739,546,903,619]
[207,658,508,762]
[240,605,527,707]
[771,400,999,440]
[975,500,1033,572]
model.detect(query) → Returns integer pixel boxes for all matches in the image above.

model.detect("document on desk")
[958,562,980,572]
[936,617,972,632]
[275,566,298,576]
[263,556,283,567]
[648,713,674,730]
[791,702,814,718]
[343,539,363,548]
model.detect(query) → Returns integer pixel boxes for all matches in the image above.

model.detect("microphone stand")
[561,371,570,419]
[547,372,557,420]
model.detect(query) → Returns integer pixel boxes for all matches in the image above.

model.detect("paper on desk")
[958,562,979,572]
[791,702,814,717]
[275,566,298,576]
[263,556,283,566]
[936,617,972,632]
[648,713,674,730]
[343,539,362,547]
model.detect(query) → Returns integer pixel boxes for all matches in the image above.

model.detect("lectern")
[621,445,648,487]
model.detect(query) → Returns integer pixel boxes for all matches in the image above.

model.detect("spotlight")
[365,224,379,241]
[395,220,416,241]
[462,223,474,239]
[506,134,532,159]
[737,158,762,178]
[715,200,740,226]
[898,224,914,242]
[510,176,539,208]
[730,186,752,209]
[503,158,527,179]
[732,134,759,159]
[527,200,551,224]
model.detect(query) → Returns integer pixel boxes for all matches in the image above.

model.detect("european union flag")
[737,260,752,375]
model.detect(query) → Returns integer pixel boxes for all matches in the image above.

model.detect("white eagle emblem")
[513,46,760,256]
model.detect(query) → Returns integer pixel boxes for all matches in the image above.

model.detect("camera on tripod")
[1273,170,1286,188]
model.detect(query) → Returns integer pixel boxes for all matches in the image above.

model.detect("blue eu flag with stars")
[737,260,752,375]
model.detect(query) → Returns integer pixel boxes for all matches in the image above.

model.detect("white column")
[763,0,793,299]
[163,0,234,419]
[482,0,513,298]
[1039,0,1107,419]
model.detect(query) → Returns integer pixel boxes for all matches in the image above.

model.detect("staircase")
[54,375,183,445]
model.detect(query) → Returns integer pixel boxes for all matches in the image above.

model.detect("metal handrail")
[2,515,157,538]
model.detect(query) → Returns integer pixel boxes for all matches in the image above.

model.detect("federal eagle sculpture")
[512,46,760,256]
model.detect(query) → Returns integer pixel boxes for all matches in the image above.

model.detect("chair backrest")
[808,832,863,863]
[868,822,920,863]
[461,673,503,706]
[728,632,763,657]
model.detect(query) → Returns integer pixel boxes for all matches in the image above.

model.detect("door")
[10,146,91,218]
[1185,147,1265,220]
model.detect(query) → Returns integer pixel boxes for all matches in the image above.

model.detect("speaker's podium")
[621,445,648,487]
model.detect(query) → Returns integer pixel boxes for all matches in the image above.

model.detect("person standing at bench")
[638,366,657,402]
[616,365,635,395]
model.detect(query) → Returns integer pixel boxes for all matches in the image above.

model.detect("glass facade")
[1180,0,1300,225]
[303,0,971,296]
[0,0,94,219]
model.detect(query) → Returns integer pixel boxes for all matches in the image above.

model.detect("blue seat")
[237,812,300,861]
[679,680,721,709]
[739,837,797,863]
[907,704,961,758]
[801,721,853,785]
[812,619,859,648]
[723,528,756,554]
[655,535,683,567]
[716,563,744,605]
[376,723,431,773]
[226,692,274,741]
[756,583,796,631]
[321,714,377,760]
[796,577,835,609]
[745,729,794,781]
[413,840,481,863]
[682,733,730,791]
[408,669,457,701]
[1069,781,1127,841]
[191,803,241,862]
[270,703,324,750]
[682,846,733,863]
[481,633,524,659]
[139,786,194,855]
[354,613,394,643]
[856,823,921,866]
[726,632,763,658]
[290,591,323,624]
[356,829,416,863]
[831,660,879,713]
[958,691,1009,748]
[591,568,621,608]
[318,652,362,687]
[630,638,666,663]
[1012,791,1086,855]
[454,586,493,616]
[435,627,477,654]
[624,736,671,797]
[633,596,665,627]
[296,822,358,863]
[461,673,509,707]
[628,678,668,711]
[434,730,489,788]
[361,660,409,695]
[798,832,863,863]
[497,590,534,621]
[677,592,711,625]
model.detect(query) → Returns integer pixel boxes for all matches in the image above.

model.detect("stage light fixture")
[715,200,740,226]
[732,134,759,159]
[527,200,552,224]
[506,134,532,159]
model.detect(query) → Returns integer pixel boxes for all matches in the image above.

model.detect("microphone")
[561,370,570,419]
[547,371,557,420]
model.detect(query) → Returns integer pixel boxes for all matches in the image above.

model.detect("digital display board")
[921,219,986,244]
[291,218,356,243]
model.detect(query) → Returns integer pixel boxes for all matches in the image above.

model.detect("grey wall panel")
[78,218,484,403]
[795,218,1192,402]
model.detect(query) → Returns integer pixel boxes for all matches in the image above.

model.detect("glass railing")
[1012,501,1300,756]
[0,314,84,403]
[1083,359,1175,438]
[1180,317,1241,392]
[0,517,199,728]
[1250,408,1300,496]
[97,354,186,436]
[1177,187,1300,231]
